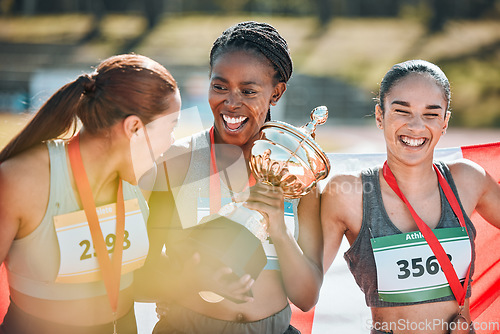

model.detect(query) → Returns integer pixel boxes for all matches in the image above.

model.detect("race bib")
[371,227,471,303]
[54,199,149,284]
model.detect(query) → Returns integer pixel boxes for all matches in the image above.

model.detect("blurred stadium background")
[1,0,500,132]
[1,2,499,333]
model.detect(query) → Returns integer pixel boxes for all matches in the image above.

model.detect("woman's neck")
[212,129,254,193]
[76,131,122,204]
[384,157,438,195]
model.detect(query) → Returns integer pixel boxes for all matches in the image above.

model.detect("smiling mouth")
[222,114,248,131]
[400,135,427,147]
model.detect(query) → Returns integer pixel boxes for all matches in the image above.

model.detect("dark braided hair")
[210,21,292,121]
[210,21,292,83]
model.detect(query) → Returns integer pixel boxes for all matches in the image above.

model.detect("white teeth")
[401,136,425,147]
[223,115,247,124]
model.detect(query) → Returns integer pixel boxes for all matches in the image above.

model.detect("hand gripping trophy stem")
[221,106,331,241]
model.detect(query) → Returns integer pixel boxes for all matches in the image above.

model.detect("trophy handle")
[250,105,330,199]
[301,106,328,137]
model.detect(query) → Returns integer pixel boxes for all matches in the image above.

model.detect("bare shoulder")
[447,158,486,180]
[446,159,490,214]
[0,144,50,230]
[447,158,500,228]
[321,172,364,228]
[0,144,49,198]
[322,172,363,206]
[446,159,488,195]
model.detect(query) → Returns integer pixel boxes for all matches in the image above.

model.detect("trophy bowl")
[250,105,331,198]
[219,106,331,242]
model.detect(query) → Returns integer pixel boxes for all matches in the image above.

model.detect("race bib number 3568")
[54,199,149,284]
[371,227,471,303]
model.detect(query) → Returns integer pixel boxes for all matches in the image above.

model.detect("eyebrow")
[211,76,228,83]
[425,104,443,110]
[211,76,259,86]
[391,100,409,107]
[240,81,258,86]
[391,100,443,110]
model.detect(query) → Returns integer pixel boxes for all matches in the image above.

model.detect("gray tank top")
[164,130,300,271]
[344,162,476,307]
[5,139,149,300]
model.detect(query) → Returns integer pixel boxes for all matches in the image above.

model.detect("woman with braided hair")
[141,21,323,334]
[0,54,181,334]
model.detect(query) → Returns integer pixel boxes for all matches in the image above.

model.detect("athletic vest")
[5,139,149,300]
[344,162,476,307]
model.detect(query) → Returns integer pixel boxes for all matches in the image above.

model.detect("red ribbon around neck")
[382,161,471,307]
[67,133,125,315]
[208,127,255,214]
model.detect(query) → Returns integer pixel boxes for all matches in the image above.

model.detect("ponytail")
[0,54,177,163]
[0,77,85,162]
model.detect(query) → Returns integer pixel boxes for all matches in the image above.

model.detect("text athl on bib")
[371,227,471,303]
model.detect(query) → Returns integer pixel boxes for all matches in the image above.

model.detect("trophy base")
[198,291,225,303]
[184,214,267,303]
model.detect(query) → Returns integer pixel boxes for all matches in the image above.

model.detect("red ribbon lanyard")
[209,127,222,214]
[208,127,255,214]
[382,161,471,306]
[68,133,125,315]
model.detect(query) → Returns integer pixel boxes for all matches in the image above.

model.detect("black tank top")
[343,161,476,307]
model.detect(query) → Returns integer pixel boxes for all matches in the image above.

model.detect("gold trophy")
[219,105,330,240]
[187,106,330,303]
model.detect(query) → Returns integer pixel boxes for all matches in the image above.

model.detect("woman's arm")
[287,188,324,310]
[450,159,500,228]
[243,183,323,311]
[469,164,500,228]
[0,146,49,264]
[321,174,363,272]
[0,165,20,264]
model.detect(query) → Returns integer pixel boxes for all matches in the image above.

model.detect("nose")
[407,114,425,131]
[224,91,242,109]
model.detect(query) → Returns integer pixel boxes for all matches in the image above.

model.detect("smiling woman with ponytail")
[0,54,181,334]
[321,60,500,334]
